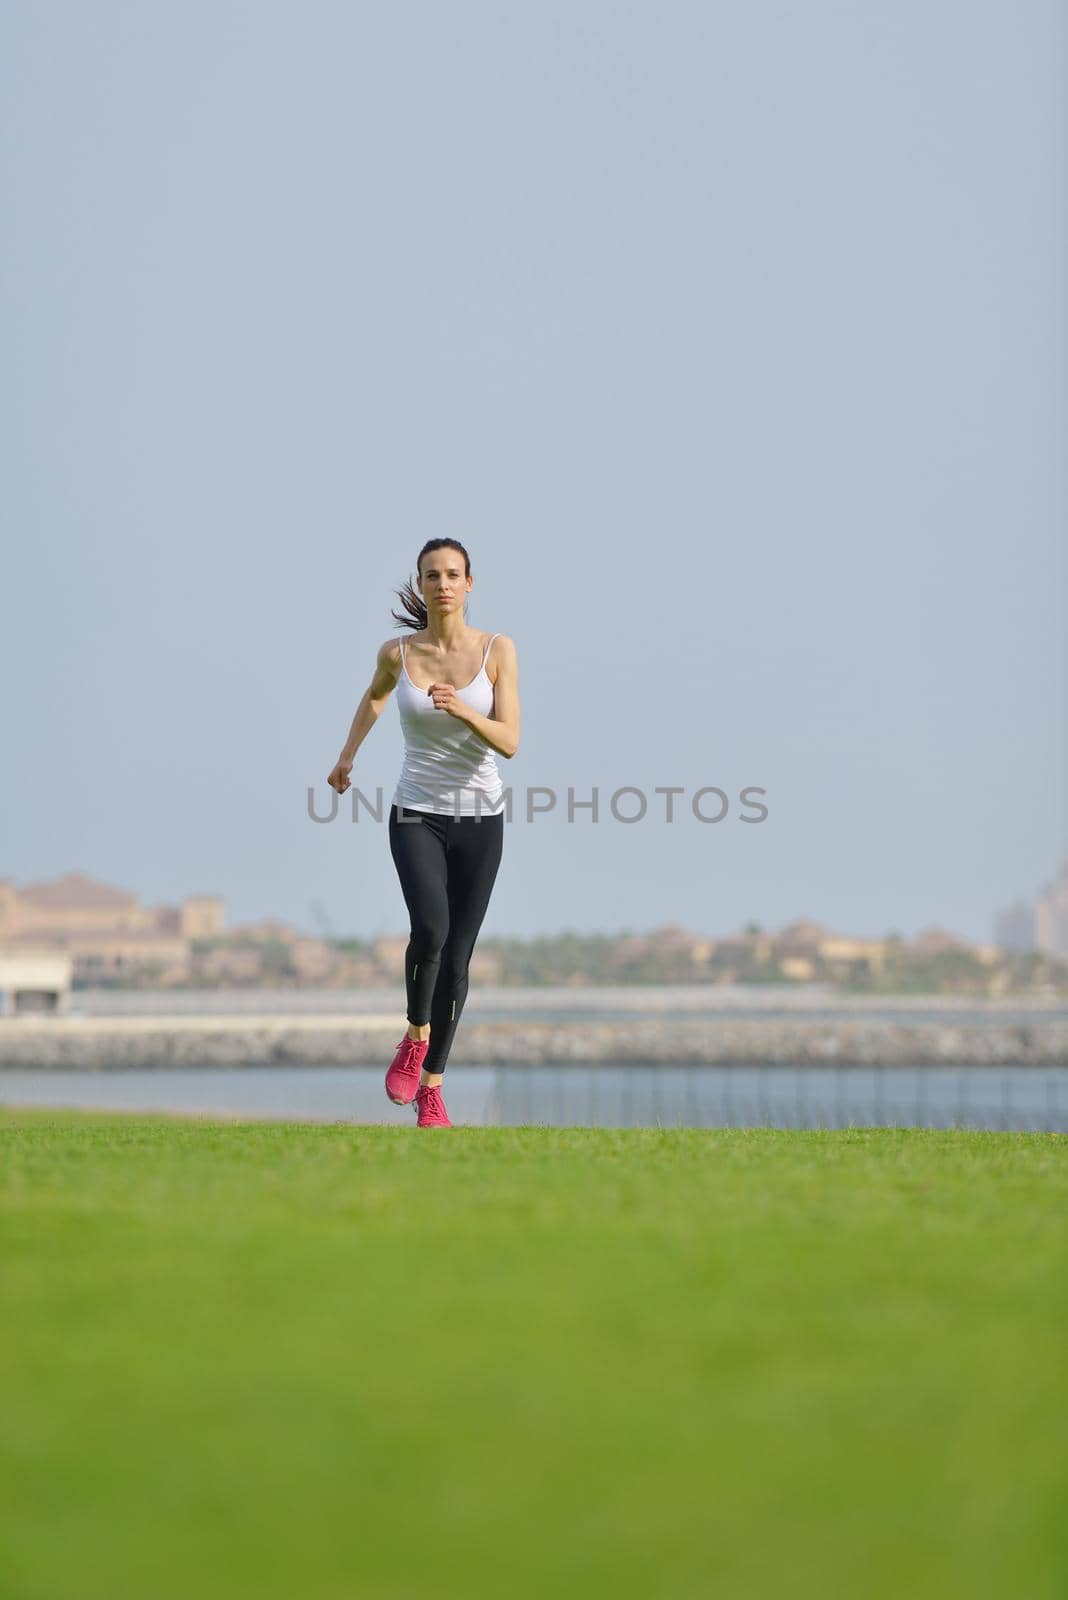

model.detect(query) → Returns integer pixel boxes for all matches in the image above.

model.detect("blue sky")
[2,0,1063,943]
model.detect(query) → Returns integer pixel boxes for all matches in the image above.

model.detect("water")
[1,1064,1064,1132]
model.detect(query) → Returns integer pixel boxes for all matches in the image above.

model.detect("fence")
[488,1064,1068,1132]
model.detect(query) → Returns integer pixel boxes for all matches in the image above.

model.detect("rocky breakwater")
[0,1010,1066,1068]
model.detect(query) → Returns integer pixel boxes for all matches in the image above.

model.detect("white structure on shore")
[0,950,73,1015]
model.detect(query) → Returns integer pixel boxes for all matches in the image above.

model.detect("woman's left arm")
[429,635,521,758]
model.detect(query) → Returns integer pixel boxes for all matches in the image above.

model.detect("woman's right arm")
[327,639,401,794]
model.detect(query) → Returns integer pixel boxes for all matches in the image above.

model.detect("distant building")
[777,919,829,951]
[0,872,224,985]
[818,936,887,976]
[779,956,816,981]
[468,948,502,984]
[652,923,700,950]
[909,926,968,954]
[1035,857,1068,959]
[181,897,226,939]
[649,924,715,965]
[716,930,774,963]
[775,920,831,981]
[372,935,409,969]
[993,899,1035,952]
[229,918,295,942]
[291,937,335,982]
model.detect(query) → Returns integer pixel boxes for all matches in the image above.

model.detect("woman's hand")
[427,683,473,721]
[327,758,353,794]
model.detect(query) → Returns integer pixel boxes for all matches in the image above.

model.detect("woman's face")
[418,549,471,614]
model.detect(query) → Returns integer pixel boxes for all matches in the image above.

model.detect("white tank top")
[392,632,505,815]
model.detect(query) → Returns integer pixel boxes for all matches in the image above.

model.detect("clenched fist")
[327,759,353,794]
[427,683,472,720]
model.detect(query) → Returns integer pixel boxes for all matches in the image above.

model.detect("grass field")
[0,1111,1064,1600]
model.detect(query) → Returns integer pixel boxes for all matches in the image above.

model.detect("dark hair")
[391,539,473,632]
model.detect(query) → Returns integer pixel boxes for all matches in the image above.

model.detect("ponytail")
[391,538,473,631]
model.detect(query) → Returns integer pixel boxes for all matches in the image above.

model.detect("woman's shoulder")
[379,633,420,679]
[484,631,516,680]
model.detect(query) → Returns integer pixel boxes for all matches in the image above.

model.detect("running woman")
[327,539,520,1128]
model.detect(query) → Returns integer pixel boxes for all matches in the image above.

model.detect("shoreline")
[0,1012,1065,1068]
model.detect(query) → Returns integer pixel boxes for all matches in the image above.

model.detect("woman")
[327,539,520,1128]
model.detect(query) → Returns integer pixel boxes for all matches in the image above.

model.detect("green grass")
[0,1112,1065,1600]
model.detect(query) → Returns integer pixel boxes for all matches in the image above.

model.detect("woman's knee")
[409,915,449,961]
[436,946,475,989]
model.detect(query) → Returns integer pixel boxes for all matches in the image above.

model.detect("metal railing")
[488,1064,1068,1133]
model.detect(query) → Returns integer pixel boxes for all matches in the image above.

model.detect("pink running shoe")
[414,1082,453,1128]
[385,1033,429,1105]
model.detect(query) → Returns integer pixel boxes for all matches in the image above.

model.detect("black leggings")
[388,803,505,1075]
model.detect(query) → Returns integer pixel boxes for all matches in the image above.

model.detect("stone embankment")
[0,1013,1065,1068]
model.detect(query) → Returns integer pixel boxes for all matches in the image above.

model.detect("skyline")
[2,860,1065,952]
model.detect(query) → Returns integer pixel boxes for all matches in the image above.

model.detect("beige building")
[777,919,829,950]
[0,872,224,985]
[372,935,410,970]
[778,956,816,981]
[817,936,887,977]
[910,926,968,954]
